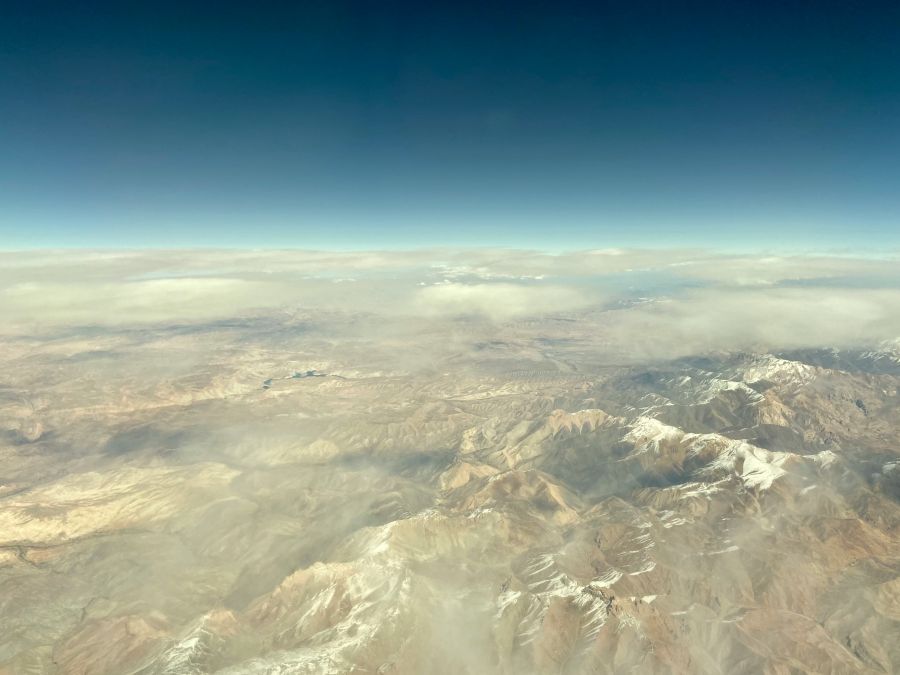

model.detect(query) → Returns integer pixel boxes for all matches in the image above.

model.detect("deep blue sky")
[2,1,898,249]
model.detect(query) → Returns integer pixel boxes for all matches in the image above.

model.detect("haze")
[2,2,900,674]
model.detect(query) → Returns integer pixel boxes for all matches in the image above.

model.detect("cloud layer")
[2,248,899,358]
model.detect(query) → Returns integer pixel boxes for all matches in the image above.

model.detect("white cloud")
[1,278,284,325]
[414,282,593,320]
[601,287,900,359]
[2,249,899,358]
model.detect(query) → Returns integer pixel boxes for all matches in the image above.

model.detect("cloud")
[601,287,900,359]
[0,278,286,326]
[414,282,594,320]
[2,249,899,359]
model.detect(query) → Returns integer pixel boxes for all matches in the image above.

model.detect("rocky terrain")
[1,308,899,675]
[1,250,899,674]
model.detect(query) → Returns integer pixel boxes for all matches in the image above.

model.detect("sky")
[1,1,899,250]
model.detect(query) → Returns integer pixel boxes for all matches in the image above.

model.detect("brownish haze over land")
[1,250,899,674]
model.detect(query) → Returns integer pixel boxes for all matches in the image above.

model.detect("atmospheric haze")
[1,249,900,673]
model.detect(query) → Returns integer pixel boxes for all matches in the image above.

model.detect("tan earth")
[1,296,899,674]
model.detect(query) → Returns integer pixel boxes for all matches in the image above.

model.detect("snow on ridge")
[861,338,900,365]
[495,589,522,619]
[697,378,764,404]
[625,416,684,450]
[592,568,624,588]
[627,560,657,576]
[508,553,617,648]
[699,440,789,491]
[810,450,838,468]
[626,415,823,493]
[739,447,788,490]
[625,417,792,491]
[740,355,816,388]
[677,480,728,500]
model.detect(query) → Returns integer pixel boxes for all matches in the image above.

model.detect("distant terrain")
[1,250,899,674]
